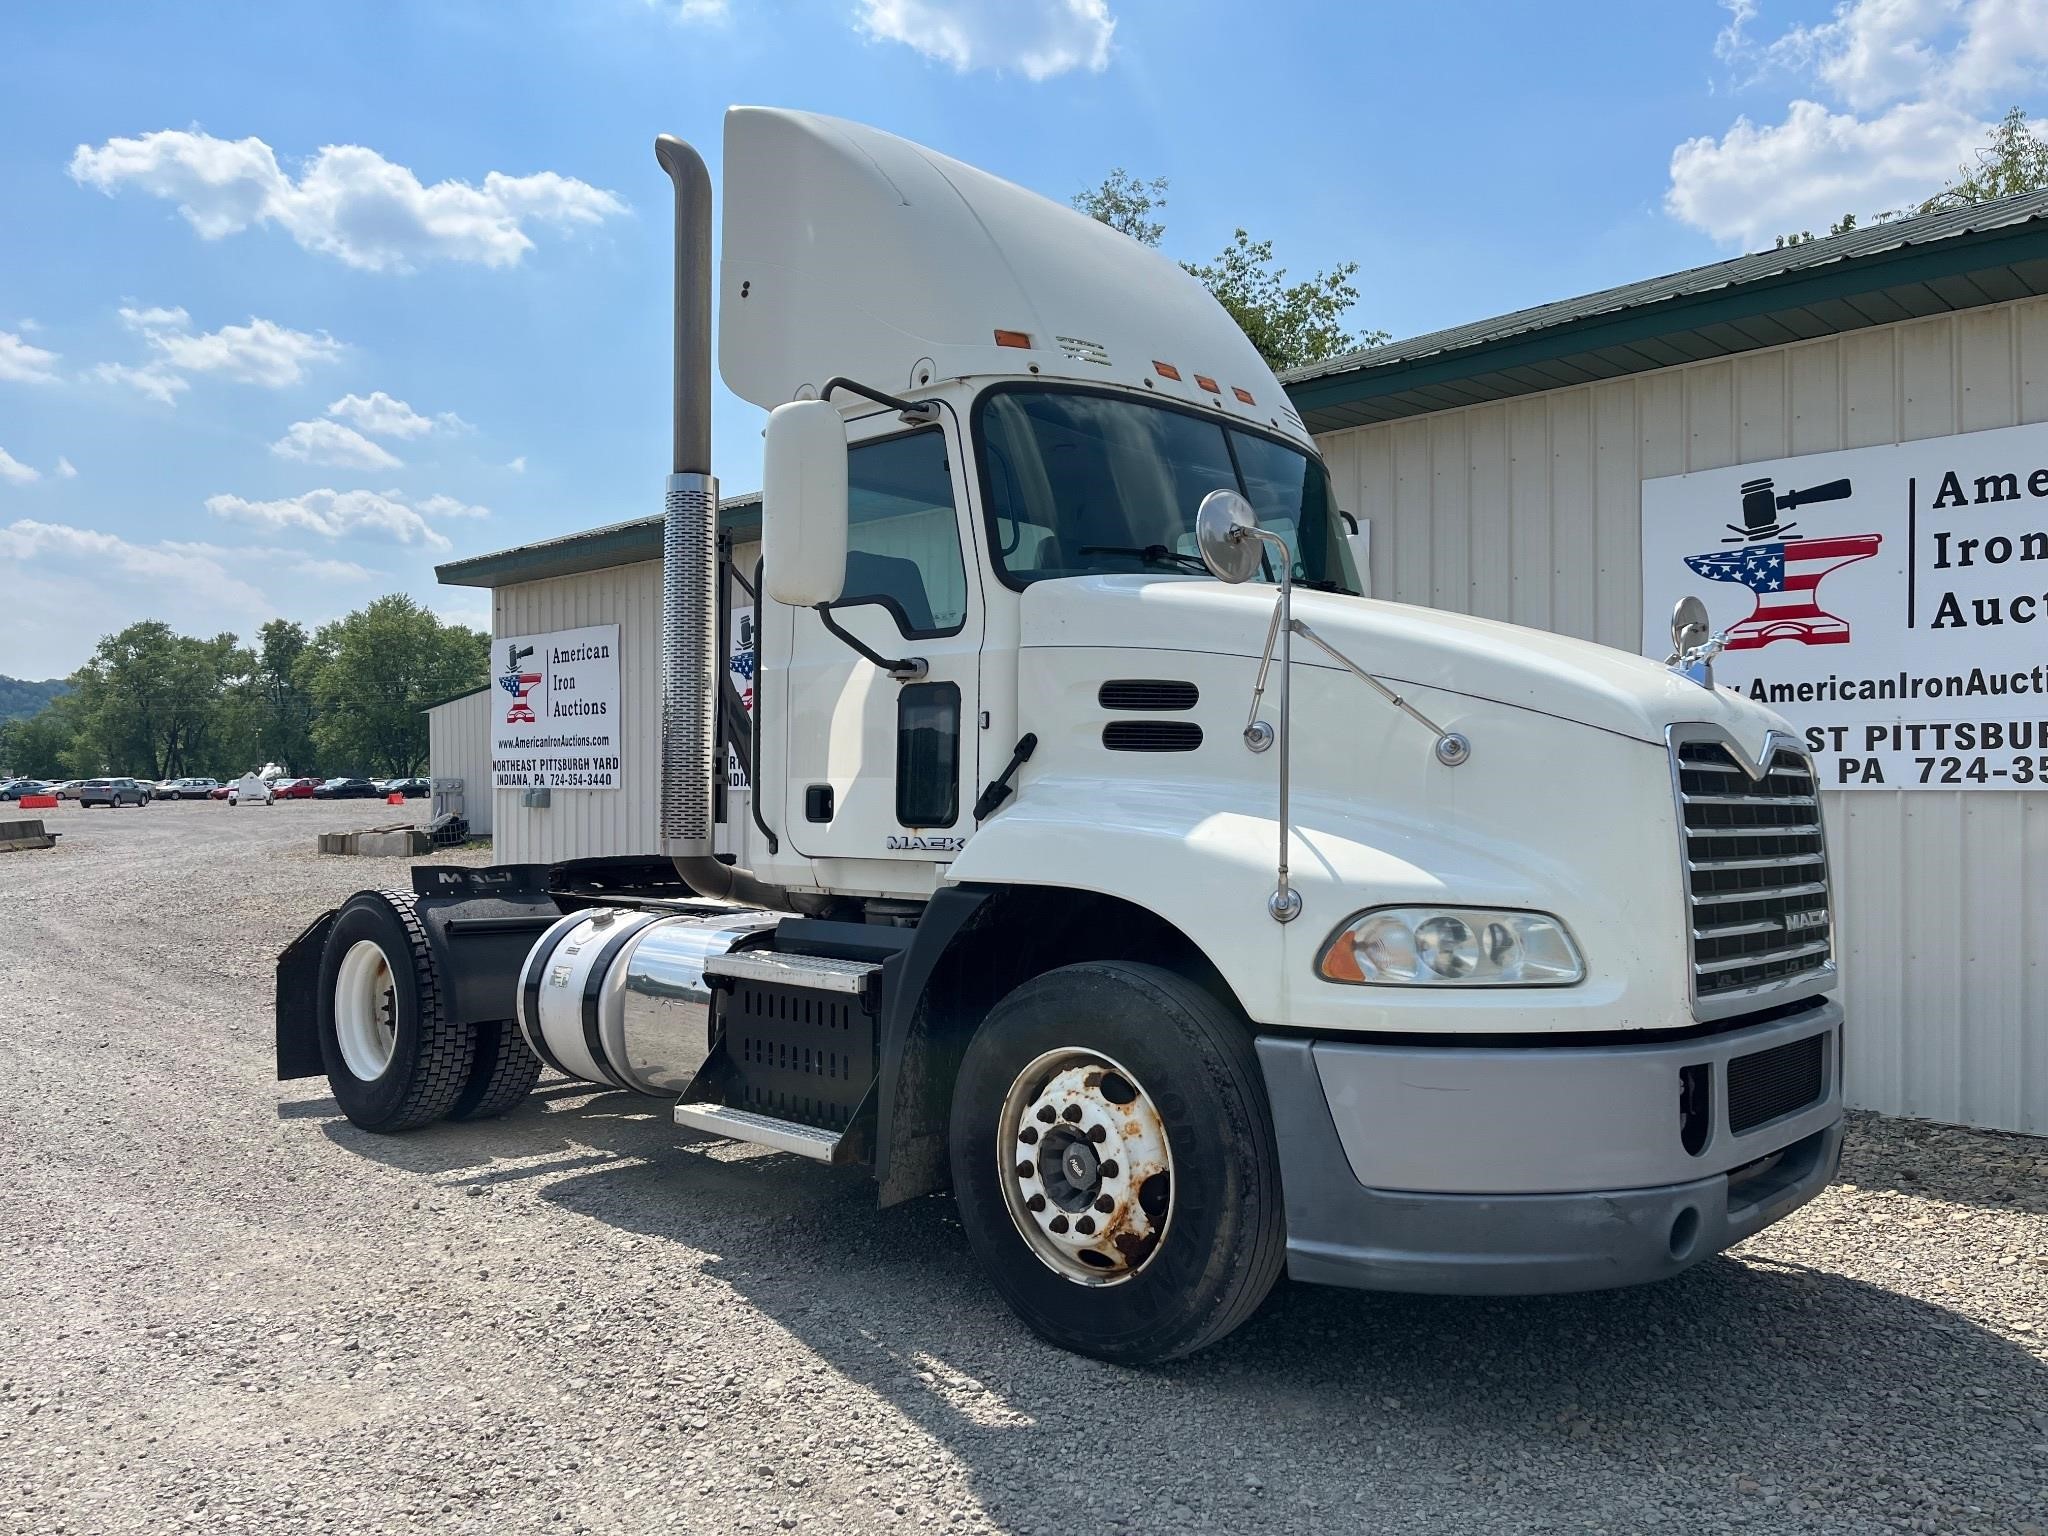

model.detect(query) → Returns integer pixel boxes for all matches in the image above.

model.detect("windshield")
[974,385,1360,594]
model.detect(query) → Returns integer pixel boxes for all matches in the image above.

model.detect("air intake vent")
[1098,679,1198,711]
[1103,720,1202,753]
[1671,731,1832,1008]
[1727,1033,1826,1133]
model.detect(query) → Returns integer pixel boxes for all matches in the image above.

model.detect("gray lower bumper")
[1257,1004,1845,1295]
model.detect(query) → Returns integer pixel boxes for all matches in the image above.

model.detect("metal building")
[435,498,760,867]
[1286,190,2048,1135]
[424,686,494,837]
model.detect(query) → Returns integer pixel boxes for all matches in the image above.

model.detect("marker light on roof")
[1233,386,1256,405]
[994,329,1032,348]
[1153,360,1181,381]
[1195,374,1220,394]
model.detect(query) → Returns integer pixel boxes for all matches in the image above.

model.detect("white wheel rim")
[334,940,399,1080]
[997,1048,1174,1286]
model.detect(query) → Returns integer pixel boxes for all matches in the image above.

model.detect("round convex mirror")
[1195,488,1263,584]
[1670,594,1710,657]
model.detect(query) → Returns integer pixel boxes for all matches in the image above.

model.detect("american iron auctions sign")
[1641,420,2048,790]
[491,623,622,790]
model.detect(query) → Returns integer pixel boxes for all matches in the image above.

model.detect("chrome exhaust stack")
[652,133,788,910]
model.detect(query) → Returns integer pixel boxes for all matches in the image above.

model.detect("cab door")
[779,406,981,876]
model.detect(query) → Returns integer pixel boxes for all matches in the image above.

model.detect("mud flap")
[275,909,338,1080]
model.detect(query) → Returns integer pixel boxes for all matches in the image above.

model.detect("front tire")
[316,890,475,1131]
[948,962,1285,1364]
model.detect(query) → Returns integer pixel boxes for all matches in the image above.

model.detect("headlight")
[1316,907,1584,986]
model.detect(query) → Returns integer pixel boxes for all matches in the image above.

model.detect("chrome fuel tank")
[516,907,777,1095]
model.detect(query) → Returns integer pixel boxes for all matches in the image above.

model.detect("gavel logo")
[1730,475,1852,541]
[1684,475,1881,651]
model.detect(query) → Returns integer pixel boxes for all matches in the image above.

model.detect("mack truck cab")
[276,108,1845,1364]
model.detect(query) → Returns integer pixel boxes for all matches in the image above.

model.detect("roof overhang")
[436,495,761,590]
[1284,202,2048,435]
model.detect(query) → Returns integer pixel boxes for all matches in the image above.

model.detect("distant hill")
[0,676,70,722]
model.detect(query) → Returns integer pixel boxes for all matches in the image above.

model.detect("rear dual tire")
[316,891,541,1132]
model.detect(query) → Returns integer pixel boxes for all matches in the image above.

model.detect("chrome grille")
[1673,731,1833,1008]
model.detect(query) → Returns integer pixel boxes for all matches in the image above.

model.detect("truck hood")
[1017,576,1788,753]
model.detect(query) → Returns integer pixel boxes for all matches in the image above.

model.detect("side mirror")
[1194,488,1265,584]
[1669,594,1710,659]
[762,399,848,608]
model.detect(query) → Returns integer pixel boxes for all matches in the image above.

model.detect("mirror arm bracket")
[814,605,928,682]
[820,376,940,426]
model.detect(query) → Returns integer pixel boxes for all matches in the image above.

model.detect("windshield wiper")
[1077,544,1208,573]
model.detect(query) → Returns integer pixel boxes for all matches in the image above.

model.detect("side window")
[842,429,968,638]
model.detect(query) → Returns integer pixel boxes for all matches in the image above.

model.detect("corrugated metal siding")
[488,540,763,868]
[491,560,665,866]
[1315,294,2048,1135]
[426,688,493,836]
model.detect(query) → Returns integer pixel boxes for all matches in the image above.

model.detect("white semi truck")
[277,108,1845,1363]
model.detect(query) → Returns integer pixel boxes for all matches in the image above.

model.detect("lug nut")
[1098,1159,1119,1179]
[1016,1161,1035,1179]
[1087,1125,1107,1144]
[1095,1195,1114,1213]
[1062,1105,1083,1122]
[1019,1126,1039,1145]
[1049,1215,1069,1234]
[1026,1193,1046,1212]
[1036,1105,1055,1124]
[1075,1216,1096,1235]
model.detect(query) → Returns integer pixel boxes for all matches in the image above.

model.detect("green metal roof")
[1283,189,2048,434]
[436,493,762,589]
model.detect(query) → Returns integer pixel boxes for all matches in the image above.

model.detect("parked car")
[154,779,181,799]
[169,778,220,800]
[1,779,51,801]
[79,777,148,808]
[209,784,234,800]
[271,777,318,799]
[385,776,431,798]
[313,777,381,799]
[51,780,85,800]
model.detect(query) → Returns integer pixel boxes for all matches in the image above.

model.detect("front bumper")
[1257,1000,1844,1295]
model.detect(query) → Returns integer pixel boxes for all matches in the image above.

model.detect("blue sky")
[4,0,2043,678]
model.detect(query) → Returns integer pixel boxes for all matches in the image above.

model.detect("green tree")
[1071,171,1384,371]
[1072,167,1168,247]
[251,618,318,772]
[63,621,246,780]
[1775,106,2048,248]
[0,695,81,778]
[300,596,487,777]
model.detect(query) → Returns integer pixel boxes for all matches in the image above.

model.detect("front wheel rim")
[996,1048,1174,1286]
[334,940,399,1080]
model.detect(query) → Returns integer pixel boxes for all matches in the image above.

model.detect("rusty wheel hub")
[998,1049,1173,1285]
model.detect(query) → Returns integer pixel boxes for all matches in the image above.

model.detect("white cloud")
[856,0,1113,78]
[414,493,491,520]
[325,390,467,439]
[203,486,489,550]
[0,329,60,384]
[121,305,341,387]
[93,360,190,405]
[506,455,527,474]
[71,129,630,273]
[649,0,729,18]
[55,457,77,480]
[1671,0,2048,246]
[161,539,379,583]
[0,519,279,676]
[271,419,404,470]
[0,448,41,485]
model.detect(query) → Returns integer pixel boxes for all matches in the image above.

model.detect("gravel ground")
[2,799,2045,1535]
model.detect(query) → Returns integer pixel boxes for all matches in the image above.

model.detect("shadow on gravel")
[315,1088,2048,1531]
